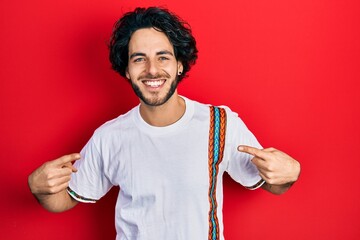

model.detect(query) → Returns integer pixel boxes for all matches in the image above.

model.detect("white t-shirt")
[68,97,262,240]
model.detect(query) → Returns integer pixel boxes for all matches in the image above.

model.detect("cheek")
[163,64,178,75]
[126,65,142,79]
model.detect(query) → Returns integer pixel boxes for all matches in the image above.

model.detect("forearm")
[261,181,295,195]
[32,188,78,213]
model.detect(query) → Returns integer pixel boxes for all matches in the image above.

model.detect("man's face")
[126,28,183,106]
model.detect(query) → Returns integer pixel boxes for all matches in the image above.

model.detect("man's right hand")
[28,154,81,212]
[28,153,80,195]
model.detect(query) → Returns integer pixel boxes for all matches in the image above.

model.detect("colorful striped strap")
[67,187,97,203]
[208,106,227,240]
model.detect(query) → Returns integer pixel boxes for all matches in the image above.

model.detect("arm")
[261,181,296,195]
[28,154,81,212]
[238,146,300,195]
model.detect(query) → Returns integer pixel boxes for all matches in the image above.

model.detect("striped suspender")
[208,106,227,240]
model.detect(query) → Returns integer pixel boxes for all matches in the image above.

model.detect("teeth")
[143,80,165,87]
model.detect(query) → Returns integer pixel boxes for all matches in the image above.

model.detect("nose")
[145,59,160,76]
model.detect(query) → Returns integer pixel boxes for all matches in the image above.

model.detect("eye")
[159,56,169,61]
[133,58,145,63]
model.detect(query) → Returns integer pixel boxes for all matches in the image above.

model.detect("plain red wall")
[1,0,359,239]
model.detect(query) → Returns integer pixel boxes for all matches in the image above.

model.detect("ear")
[177,61,184,75]
[125,67,130,79]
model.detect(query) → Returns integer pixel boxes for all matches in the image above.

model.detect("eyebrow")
[129,50,174,59]
[157,50,174,56]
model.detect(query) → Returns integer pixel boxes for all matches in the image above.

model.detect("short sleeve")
[225,110,264,189]
[68,136,113,202]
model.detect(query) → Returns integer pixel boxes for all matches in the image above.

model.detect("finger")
[258,172,269,184]
[46,167,74,180]
[53,153,81,167]
[237,145,269,160]
[48,174,71,186]
[262,147,278,153]
[251,156,268,170]
[63,162,78,173]
[47,176,72,194]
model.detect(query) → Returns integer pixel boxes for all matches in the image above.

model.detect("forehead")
[128,28,174,55]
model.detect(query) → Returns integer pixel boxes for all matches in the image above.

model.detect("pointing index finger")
[237,145,268,159]
[55,153,81,166]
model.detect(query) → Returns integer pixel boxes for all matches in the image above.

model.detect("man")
[28,7,300,240]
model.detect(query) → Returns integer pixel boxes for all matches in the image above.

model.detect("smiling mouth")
[142,79,166,88]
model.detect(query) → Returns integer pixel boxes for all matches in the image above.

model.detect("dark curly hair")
[109,7,198,82]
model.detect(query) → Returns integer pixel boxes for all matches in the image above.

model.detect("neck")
[139,92,185,127]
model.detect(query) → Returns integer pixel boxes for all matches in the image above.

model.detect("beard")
[130,73,179,107]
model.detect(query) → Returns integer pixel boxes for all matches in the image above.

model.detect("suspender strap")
[208,106,227,240]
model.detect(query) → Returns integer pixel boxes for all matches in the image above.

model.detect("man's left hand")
[238,145,301,186]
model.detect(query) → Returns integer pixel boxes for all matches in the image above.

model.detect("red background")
[1,0,359,239]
